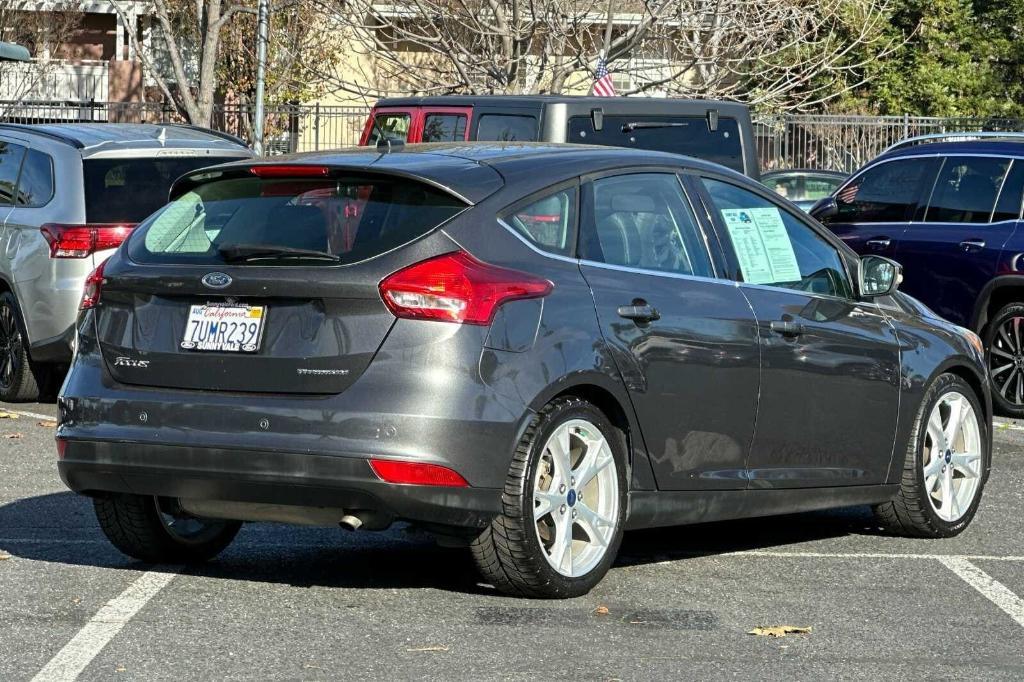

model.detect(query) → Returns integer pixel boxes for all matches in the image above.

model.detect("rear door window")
[476,115,537,142]
[925,156,1011,223]
[422,113,468,142]
[568,116,744,173]
[835,158,935,223]
[128,175,466,266]
[581,173,714,277]
[993,160,1024,222]
[83,157,247,223]
[15,149,54,207]
[501,186,577,256]
[0,140,26,206]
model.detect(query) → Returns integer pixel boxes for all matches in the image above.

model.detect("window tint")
[835,159,933,223]
[926,156,1011,223]
[994,160,1024,222]
[804,175,844,201]
[476,115,537,142]
[0,141,26,206]
[501,187,577,256]
[15,149,54,207]
[702,178,853,298]
[128,176,465,266]
[568,116,744,174]
[367,113,411,145]
[422,114,467,142]
[581,173,713,278]
[83,157,244,223]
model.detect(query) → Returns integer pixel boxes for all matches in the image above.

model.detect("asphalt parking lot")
[3,401,1024,680]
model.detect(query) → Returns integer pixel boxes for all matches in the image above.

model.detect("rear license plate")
[181,303,266,353]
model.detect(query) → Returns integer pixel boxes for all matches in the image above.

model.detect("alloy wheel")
[990,316,1024,405]
[921,392,982,522]
[0,303,22,391]
[532,419,619,577]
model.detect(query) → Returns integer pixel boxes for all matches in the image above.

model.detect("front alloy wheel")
[471,397,627,598]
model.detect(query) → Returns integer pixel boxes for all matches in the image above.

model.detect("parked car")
[811,138,1024,417]
[359,95,760,178]
[0,123,253,401]
[58,143,990,598]
[762,168,848,211]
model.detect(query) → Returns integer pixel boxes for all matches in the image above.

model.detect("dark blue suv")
[812,138,1024,415]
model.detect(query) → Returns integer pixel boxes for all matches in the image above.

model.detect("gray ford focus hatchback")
[58,143,992,598]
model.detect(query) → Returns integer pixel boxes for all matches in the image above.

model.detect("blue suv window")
[993,160,1024,222]
[836,158,933,223]
[926,157,1011,224]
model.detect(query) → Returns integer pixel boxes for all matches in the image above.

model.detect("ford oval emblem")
[202,272,232,289]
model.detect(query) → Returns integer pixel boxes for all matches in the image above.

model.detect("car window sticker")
[720,207,801,285]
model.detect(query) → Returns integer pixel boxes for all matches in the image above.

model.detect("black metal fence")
[5,101,1024,171]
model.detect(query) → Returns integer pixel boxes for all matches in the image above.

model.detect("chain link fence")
[5,102,1024,172]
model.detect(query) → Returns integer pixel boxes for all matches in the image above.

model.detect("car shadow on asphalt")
[0,492,885,596]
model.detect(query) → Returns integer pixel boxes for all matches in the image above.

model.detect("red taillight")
[379,251,553,326]
[250,165,330,178]
[80,260,106,310]
[369,459,469,487]
[40,223,135,259]
[56,437,67,459]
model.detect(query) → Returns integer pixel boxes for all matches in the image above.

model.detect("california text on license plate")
[181,303,266,352]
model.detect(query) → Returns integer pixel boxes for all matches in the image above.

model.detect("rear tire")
[873,373,988,538]
[94,494,241,563]
[470,397,627,598]
[984,302,1024,417]
[0,292,41,402]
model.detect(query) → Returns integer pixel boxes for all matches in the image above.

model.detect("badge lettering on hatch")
[114,356,150,368]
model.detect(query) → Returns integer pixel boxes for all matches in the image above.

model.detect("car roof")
[762,168,848,179]
[0,123,248,153]
[177,142,748,205]
[373,94,750,114]
[880,139,1024,161]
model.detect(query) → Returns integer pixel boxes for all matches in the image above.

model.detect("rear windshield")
[127,175,466,266]
[84,157,247,223]
[567,115,744,173]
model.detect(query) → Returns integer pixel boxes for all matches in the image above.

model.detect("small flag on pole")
[592,56,616,97]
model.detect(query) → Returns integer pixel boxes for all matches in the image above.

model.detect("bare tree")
[315,0,897,112]
[0,0,83,114]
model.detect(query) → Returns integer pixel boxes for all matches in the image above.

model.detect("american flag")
[837,182,860,204]
[592,57,616,97]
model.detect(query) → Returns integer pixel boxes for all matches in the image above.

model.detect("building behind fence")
[5,100,1024,172]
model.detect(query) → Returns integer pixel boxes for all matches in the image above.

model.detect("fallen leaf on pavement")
[37,420,57,428]
[115,665,126,673]
[0,553,10,560]
[3,433,22,439]
[406,645,449,653]
[748,625,812,638]
[594,605,610,616]
[0,411,19,419]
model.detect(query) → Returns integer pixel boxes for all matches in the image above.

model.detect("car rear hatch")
[93,163,473,394]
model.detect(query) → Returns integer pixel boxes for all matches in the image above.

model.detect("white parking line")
[0,407,56,421]
[938,556,1024,628]
[31,570,178,682]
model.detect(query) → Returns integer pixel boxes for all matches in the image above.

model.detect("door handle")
[960,239,986,252]
[617,304,660,324]
[769,320,805,338]
[865,237,891,249]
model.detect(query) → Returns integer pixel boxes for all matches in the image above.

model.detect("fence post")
[315,102,320,151]
[903,113,909,140]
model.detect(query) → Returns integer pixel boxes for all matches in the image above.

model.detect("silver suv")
[0,123,253,400]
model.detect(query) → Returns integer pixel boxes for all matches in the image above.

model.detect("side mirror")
[859,255,902,298]
[809,196,838,222]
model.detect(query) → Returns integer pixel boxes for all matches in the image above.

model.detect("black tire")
[984,302,1024,417]
[94,494,241,563]
[470,396,628,598]
[0,292,41,402]
[873,373,988,538]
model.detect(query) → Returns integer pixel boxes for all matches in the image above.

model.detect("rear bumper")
[58,439,502,529]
